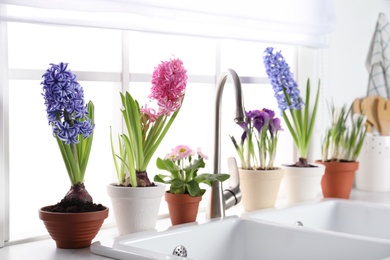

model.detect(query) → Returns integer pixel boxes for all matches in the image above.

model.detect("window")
[2,21,296,242]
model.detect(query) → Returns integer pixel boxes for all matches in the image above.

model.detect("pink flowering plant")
[111,58,188,187]
[230,109,282,170]
[154,145,229,197]
[42,62,95,203]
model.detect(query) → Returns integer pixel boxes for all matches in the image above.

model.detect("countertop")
[2,188,390,260]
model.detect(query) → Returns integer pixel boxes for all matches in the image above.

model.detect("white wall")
[297,0,390,161]
[327,0,390,104]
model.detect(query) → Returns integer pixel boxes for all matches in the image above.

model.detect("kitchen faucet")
[207,69,245,219]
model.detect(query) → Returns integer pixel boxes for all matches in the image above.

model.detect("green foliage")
[230,109,282,170]
[321,102,367,162]
[57,101,94,185]
[110,92,182,186]
[154,157,229,197]
[283,79,320,161]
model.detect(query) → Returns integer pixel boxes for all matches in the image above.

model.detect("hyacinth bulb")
[64,183,93,203]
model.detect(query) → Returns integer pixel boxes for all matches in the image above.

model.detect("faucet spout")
[207,69,245,219]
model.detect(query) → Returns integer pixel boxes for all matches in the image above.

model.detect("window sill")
[1,189,390,259]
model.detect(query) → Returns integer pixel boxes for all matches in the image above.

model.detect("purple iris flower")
[262,108,275,119]
[270,117,283,136]
[230,106,282,170]
[252,110,269,133]
[240,131,247,145]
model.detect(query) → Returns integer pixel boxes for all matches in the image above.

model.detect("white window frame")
[0,21,300,245]
[0,21,10,247]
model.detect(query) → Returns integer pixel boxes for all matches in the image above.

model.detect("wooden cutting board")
[377,98,390,136]
[352,98,362,114]
[361,96,382,134]
[352,98,373,132]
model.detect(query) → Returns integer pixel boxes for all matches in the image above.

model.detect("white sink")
[244,199,390,241]
[91,216,390,260]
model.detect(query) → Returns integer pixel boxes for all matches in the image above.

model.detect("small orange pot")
[39,207,109,248]
[165,192,201,225]
[316,160,359,199]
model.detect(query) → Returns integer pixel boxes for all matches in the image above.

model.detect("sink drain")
[295,221,304,226]
[172,245,188,257]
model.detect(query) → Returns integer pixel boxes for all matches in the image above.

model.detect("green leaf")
[282,111,299,150]
[305,80,320,158]
[169,179,186,194]
[110,127,125,185]
[156,157,177,171]
[195,173,230,186]
[321,102,366,161]
[185,158,205,171]
[78,100,94,180]
[56,137,81,185]
[121,92,144,171]
[284,79,320,160]
[143,116,165,154]
[186,180,201,197]
[121,134,137,187]
[153,174,172,184]
[156,158,180,179]
[142,96,185,170]
[117,92,184,174]
[56,137,75,184]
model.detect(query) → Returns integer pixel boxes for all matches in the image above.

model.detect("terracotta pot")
[165,192,202,225]
[317,160,359,199]
[239,168,285,211]
[39,207,108,249]
[284,163,325,205]
[107,183,165,235]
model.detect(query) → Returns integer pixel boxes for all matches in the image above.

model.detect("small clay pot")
[316,160,359,199]
[165,192,201,225]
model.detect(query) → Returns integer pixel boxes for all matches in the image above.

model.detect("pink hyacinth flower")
[149,58,188,116]
[140,104,160,123]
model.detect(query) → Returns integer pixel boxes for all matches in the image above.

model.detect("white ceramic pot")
[239,168,285,211]
[283,163,325,205]
[356,135,390,192]
[107,183,165,235]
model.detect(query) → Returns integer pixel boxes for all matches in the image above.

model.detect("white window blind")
[0,0,335,47]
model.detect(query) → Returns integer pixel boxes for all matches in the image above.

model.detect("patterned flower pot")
[356,135,390,192]
[39,207,108,249]
[165,192,202,225]
[107,183,165,235]
[239,168,285,211]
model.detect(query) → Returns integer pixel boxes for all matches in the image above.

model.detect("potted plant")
[108,57,188,235]
[263,47,325,204]
[230,108,285,211]
[317,103,367,199]
[154,145,229,225]
[39,62,108,249]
